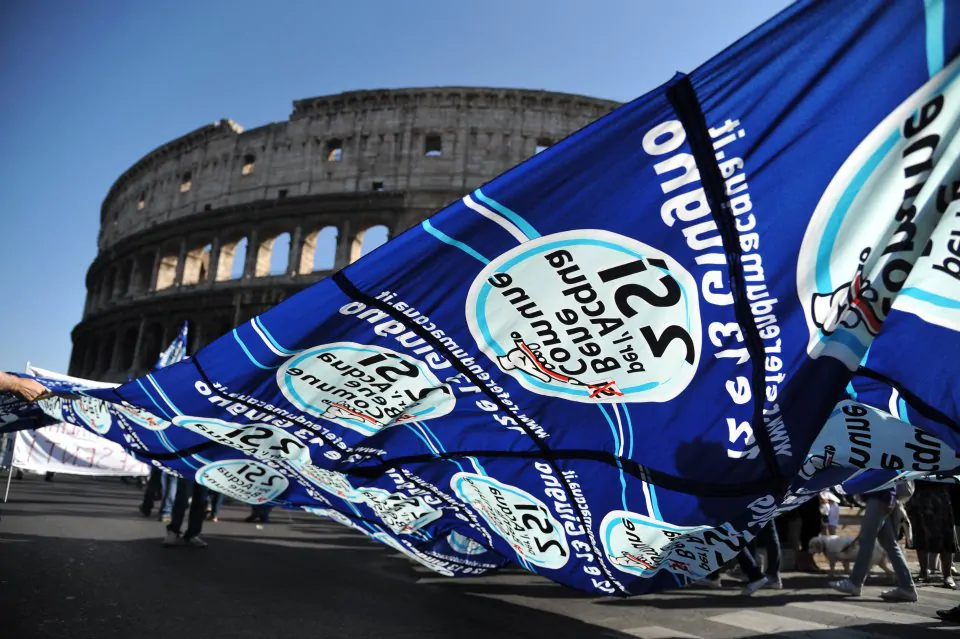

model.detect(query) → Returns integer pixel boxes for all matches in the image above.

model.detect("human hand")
[14,377,51,402]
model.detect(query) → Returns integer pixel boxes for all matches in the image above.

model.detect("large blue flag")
[7,0,960,595]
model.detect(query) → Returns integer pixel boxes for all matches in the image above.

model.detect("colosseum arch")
[99,267,115,306]
[139,322,164,370]
[255,231,291,277]
[70,88,619,382]
[82,336,100,377]
[154,243,180,291]
[302,226,338,273]
[219,235,248,280]
[181,242,213,286]
[115,260,132,298]
[130,252,155,295]
[118,325,139,372]
[350,224,389,263]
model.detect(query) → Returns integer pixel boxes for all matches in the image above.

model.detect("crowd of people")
[691,478,960,623]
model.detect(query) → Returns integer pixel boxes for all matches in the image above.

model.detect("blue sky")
[0,0,791,374]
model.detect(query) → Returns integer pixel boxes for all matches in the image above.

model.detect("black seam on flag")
[665,75,784,490]
[331,270,628,594]
[346,450,779,498]
[856,367,960,432]
[189,349,768,500]
[331,270,782,502]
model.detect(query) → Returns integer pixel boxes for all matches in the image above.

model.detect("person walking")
[207,491,224,522]
[908,479,958,588]
[829,485,917,601]
[163,478,209,548]
[139,467,163,517]
[736,521,782,594]
[245,504,273,524]
[794,498,824,572]
[156,470,178,523]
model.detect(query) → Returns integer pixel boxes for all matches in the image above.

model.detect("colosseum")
[69,87,620,383]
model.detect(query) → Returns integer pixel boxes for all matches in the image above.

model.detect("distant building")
[70,87,619,382]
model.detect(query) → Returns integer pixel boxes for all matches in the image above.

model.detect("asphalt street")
[1,475,957,638]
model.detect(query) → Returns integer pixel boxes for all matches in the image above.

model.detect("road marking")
[618,626,701,639]
[789,600,940,625]
[710,610,873,638]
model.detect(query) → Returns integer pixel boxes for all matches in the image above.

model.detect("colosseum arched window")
[181,243,212,286]
[300,226,337,273]
[137,191,147,210]
[241,154,256,176]
[260,232,291,276]
[82,337,99,376]
[115,260,132,298]
[155,248,179,290]
[180,171,192,193]
[535,137,553,154]
[325,139,343,162]
[351,225,389,263]
[119,326,138,371]
[100,268,116,304]
[228,236,248,279]
[140,323,163,369]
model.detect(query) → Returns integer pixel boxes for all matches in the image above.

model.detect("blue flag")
[155,321,189,370]
[8,0,960,595]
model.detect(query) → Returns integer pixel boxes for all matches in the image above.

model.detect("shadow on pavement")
[0,476,628,639]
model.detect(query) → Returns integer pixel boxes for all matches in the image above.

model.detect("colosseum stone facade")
[70,87,620,382]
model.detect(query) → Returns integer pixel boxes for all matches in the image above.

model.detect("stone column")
[94,339,108,377]
[130,317,146,374]
[232,295,243,328]
[243,229,259,279]
[149,250,161,292]
[287,225,303,276]
[192,320,205,352]
[334,221,353,269]
[174,239,187,287]
[108,328,123,374]
[128,260,140,297]
[207,235,222,285]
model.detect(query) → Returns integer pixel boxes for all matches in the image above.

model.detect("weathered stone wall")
[71,87,619,382]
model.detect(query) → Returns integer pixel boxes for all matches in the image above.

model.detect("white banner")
[12,423,149,476]
[11,365,148,476]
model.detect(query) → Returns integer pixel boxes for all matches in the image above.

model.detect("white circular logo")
[117,404,168,431]
[277,342,456,436]
[451,472,569,569]
[466,230,701,403]
[358,488,443,535]
[195,459,288,504]
[797,57,960,368]
[299,465,363,502]
[37,396,64,422]
[72,396,112,434]
[600,510,711,578]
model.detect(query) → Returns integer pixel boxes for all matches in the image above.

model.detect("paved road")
[1,475,957,638]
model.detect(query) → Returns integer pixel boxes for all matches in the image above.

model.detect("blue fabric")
[6,0,960,595]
